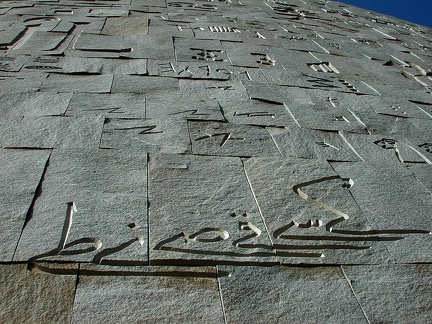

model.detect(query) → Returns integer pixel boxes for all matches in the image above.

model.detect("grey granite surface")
[0,0,431,322]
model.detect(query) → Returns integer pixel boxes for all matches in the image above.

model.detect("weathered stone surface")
[0,149,50,261]
[219,98,297,127]
[149,154,277,265]
[0,263,77,323]
[0,116,104,149]
[331,162,432,263]
[342,264,432,323]
[189,121,280,157]
[268,127,362,161]
[100,118,190,153]
[111,75,179,94]
[72,264,224,324]
[243,157,393,264]
[0,91,73,118]
[146,94,224,121]
[14,149,148,264]
[66,93,146,118]
[0,0,431,321]
[101,17,148,35]
[218,265,368,323]
[40,74,113,93]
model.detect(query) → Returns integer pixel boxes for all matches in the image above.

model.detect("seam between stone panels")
[267,129,283,157]
[341,266,371,324]
[241,159,275,255]
[146,153,150,266]
[216,266,228,324]
[71,263,81,324]
[12,150,52,261]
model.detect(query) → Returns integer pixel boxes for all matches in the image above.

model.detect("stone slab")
[179,79,249,101]
[174,38,229,63]
[0,91,73,118]
[72,264,224,324]
[100,118,190,154]
[101,17,148,35]
[146,94,224,121]
[0,116,104,149]
[123,35,175,60]
[111,75,178,94]
[40,74,113,93]
[331,162,432,263]
[218,265,368,323]
[243,157,394,264]
[66,93,146,118]
[0,263,77,323]
[149,153,278,265]
[268,127,362,161]
[147,59,232,80]
[406,164,432,194]
[219,98,297,127]
[14,148,148,264]
[189,121,280,157]
[342,264,432,323]
[0,149,51,261]
[340,132,431,165]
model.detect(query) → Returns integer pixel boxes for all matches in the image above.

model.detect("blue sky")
[339,0,432,28]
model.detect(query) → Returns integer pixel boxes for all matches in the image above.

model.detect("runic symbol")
[177,65,193,76]
[191,48,225,61]
[316,141,339,150]
[234,111,275,118]
[374,138,398,150]
[390,105,407,115]
[251,52,275,66]
[206,85,235,90]
[159,62,175,73]
[195,132,245,147]
[308,62,339,74]
[114,125,163,135]
[169,109,210,116]
[327,97,338,107]
[418,143,432,153]
[332,115,350,123]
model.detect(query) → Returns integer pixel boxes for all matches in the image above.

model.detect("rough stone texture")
[72,264,224,324]
[14,149,148,264]
[149,153,277,265]
[0,263,77,323]
[342,264,432,323]
[0,0,431,322]
[0,149,51,261]
[218,265,367,323]
[243,157,394,264]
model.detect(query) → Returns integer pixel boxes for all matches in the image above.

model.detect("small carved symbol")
[191,48,225,61]
[418,143,432,153]
[390,105,407,115]
[169,109,210,116]
[339,79,359,92]
[208,26,240,33]
[308,62,339,74]
[183,228,229,243]
[234,111,275,118]
[114,125,163,135]
[332,115,350,123]
[327,97,338,107]
[374,138,398,150]
[289,36,306,41]
[195,132,245,147]
[251,52,275,66]
[316,141,339,150]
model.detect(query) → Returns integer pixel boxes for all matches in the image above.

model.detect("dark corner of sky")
[338,0,432,28]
